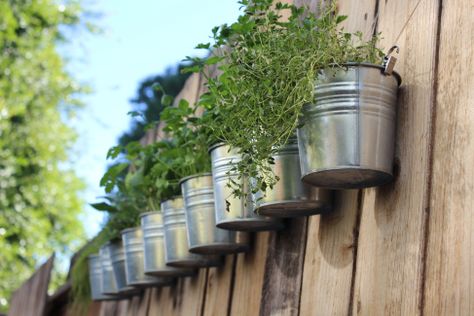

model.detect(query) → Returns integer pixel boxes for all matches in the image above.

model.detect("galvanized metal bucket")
[88,254,116,301]
[180,173,250,255]
[253,136,334,217]
[140,212,197,276]
[99,243,118,295]
[162,197,223,268]
[297,63,401,189]
[109,240,141,296]
[210,143,284,231]
[121,227,175,288]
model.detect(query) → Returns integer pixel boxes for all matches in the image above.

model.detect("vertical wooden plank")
[260,218,308,316]
[136,289,151,316]
[351,0,440,315]
[173,269,208,316]
[299,191,361,315]
[424,0,474,314]
[230,233,270,316]
[148,287,175,316]
[202,255,235,316]
[8,255,54,316]
[299,1,374,315]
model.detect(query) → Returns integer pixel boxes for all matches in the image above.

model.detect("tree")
[118,65,191,147]
[0,0,87,311]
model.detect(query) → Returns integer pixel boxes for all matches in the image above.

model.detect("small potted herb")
[190,0,401,195]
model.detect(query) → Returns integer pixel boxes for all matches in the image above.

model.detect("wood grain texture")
[7,255,54,316]
[298,1,373,315]
[171,269,207,316]
[260,218,307,316]
[202,255,235,316]
[299,191,361,316]
[424,0,474,314]
[230,233,269,316]
[351,0,440,315]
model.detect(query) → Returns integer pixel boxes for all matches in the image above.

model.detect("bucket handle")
[383,45,400,75]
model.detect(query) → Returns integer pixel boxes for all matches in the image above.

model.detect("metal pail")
[180,173,250,255]
[253,136,333,217]
[140,212,196,277]
[88,254,116,301]
[210,143,284,231]
[162,197,223,268]
[109,240,141,296]
[297,63,401,189]
[99,243,118,295]
[121,227,174,288]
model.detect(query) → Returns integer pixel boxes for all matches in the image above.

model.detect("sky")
[66,0,241,238]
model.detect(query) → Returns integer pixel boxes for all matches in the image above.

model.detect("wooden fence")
[30,0,474,314]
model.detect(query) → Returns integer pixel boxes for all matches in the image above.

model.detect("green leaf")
[89,202,118,213]
[161,94,174,106]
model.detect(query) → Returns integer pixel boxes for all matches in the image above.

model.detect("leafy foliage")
[189,0,385,197]
[0,0,87,311]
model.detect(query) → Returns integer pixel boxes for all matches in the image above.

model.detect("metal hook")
[383,45,400,75]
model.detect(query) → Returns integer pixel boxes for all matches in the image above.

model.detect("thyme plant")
[189,0,385,197]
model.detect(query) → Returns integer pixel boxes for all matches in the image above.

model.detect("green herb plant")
[187,0,385,197]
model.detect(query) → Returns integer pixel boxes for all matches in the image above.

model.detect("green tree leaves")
[0,0,86,311]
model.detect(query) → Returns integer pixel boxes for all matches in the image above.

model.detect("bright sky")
[67,0,240,238]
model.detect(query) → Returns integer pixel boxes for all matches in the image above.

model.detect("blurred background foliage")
[0,0,89,311]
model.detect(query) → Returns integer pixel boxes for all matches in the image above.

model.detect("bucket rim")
[325,62,402,86]
[178,173,213,186]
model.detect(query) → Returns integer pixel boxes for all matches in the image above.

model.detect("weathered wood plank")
[178,269,208,316]
[299,191,361,316]
[230,233,269,316]
[298,1,374,315]
[202,255,235,316]
[351,0,440,315]
[8,255,55,316]
[259,218,307,316]
[424,0,474,314]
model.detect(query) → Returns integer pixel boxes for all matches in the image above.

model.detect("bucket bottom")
[301,167,393,189]
[216,218,284,232]
[166,257,223,268]
[129,277,175,288]
[117,286,141,297]
[256,200,332,218]
[145,268,196,278]
[189,242,250,255]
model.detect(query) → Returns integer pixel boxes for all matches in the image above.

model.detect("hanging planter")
[253,136,333,217]
[109,240,141,296]
[140,212,197,276]
[98,244,118,296]
[180,173,250,255]
[88,254,116,301]
[161,197,224,268]
[121,227,174,287]
[297,63,401,189]
[210,143,284,231]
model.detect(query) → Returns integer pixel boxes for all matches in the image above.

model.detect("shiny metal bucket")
[180,174,250,255]
[162,197,223,268]
[109,240,141,296]
[99,243,118,295]
[297,63,401,189]
[140,212,197,276]
[210,143,284,231]
[253,136,334,217]
[121,227,174,288]
[88,254,116,301]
